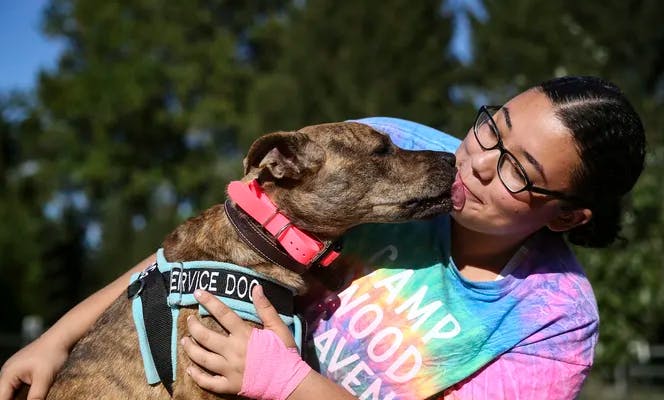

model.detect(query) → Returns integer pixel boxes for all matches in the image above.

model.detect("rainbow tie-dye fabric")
[309,217,598,399]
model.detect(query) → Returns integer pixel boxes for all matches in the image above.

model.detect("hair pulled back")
[537,76,645,248]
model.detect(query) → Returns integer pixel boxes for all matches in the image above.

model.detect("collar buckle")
[310,240,343,267]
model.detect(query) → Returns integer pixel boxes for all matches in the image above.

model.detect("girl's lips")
[451,172,466,211]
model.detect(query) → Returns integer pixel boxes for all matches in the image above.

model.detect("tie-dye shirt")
[309,217,598,400]
[307,117,598,399]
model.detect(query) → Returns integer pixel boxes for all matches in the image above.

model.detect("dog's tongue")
[451,175,465,211]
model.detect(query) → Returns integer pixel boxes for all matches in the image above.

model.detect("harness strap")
[128,250,304,395]
[166,265,295,316]
[137,265,174,395]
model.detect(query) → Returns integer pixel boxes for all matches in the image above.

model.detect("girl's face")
[452,89,582,239]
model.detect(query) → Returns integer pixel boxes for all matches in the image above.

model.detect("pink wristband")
[239,328,312,400]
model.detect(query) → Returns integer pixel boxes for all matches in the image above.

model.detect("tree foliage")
[1,0,663,383]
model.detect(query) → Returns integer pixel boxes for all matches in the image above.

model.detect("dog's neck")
[161,201,309,294]
[227,180,341,266]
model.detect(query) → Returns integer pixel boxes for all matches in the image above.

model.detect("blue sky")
[0,0,64,92]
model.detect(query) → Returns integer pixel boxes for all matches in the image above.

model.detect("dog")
[36,121,456,399]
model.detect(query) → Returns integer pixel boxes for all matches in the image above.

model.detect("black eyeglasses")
[474,105,579,203]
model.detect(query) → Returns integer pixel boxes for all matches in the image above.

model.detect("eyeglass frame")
[473,105,581,203]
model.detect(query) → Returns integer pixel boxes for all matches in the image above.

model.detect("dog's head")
[242,121,456,239]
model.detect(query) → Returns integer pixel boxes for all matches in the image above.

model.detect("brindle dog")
[37,121,456,399]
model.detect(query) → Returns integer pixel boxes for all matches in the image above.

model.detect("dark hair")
[537,76,646,248]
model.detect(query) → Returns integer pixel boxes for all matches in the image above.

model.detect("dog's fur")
[39,121,456,399]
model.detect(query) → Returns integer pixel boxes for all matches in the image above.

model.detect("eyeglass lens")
[475,108,529,193]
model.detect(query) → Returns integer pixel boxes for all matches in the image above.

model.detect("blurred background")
[0,0,662,398]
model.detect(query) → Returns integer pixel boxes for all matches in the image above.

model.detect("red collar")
[227,180,340,267]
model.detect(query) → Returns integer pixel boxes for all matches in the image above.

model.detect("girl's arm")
[42,253,155,351]
[0,253,156,400]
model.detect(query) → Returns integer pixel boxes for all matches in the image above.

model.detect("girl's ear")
[547,207,593,232]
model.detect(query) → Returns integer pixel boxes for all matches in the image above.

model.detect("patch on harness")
[168,267,294,316]
[128,248,304,388]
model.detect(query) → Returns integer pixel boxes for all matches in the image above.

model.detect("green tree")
[0,96,44,326]
[1,0,294,326]
[241,0,459,141]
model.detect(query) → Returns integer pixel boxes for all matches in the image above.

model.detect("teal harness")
[128,248,303,392]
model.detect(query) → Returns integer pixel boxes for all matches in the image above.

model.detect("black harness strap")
[127,258,300,397]
[131,265,174,395]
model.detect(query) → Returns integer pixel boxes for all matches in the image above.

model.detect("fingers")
[194,290,248,336]
[186,314,240,356]
[0,372,19,400]
[0,368,37,400]
[182,334,242,395]
[0,374,48,400]
[181,336,227,373]
[186,363,237,394]
[27,377,50,400]
[252,285,296,348]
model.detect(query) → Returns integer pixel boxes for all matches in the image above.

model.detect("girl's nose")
[471,148,499,183]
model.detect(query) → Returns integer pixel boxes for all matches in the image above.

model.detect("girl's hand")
[182,285,302,396]
[0,336,69,400]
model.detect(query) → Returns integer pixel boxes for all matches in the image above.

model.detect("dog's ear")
[243,132,316,181]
